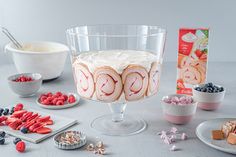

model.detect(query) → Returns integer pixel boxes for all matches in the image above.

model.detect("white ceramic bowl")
[5,41,69,80]
[192,84,226,111]
[161,94,197,125]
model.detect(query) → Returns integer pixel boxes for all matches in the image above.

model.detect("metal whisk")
[1,26,22,49]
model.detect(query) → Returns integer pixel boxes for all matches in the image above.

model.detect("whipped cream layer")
[74,50,157,74]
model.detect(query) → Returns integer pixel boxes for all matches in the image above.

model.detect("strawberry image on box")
[177,28,209,95]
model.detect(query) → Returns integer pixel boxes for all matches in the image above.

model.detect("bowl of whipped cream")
[5,41,69,80]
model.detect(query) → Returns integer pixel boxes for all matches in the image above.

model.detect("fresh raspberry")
[42,100,50,105]
[57,96,65,101]
[47,92,53,97]
[56,92,62,97]
[63,95,68,101]
[40,96,47,102]
[52,98,58,105]
[56,100,64,105]
[68,95,76,103]
[16,141,26,152]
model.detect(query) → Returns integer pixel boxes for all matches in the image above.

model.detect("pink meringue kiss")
[162,94,197,124]
[181,133,188,140]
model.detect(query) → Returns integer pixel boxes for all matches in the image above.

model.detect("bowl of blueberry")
[193,82,225,111]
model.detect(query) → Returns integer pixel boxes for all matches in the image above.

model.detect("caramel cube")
[227,133,236,145]
[212,130,224,140]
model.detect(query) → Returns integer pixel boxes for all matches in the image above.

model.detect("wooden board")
[0,109,77,144]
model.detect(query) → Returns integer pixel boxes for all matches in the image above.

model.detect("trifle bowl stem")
[91,102,147,136]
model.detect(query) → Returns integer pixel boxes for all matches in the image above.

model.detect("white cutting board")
[0,109,77,144]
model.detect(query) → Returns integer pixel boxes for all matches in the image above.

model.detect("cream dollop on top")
[74,50,157,74]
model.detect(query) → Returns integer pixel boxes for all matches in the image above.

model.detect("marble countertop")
[0,62,235,157]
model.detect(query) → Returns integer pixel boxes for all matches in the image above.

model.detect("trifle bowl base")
[90,102,147,136]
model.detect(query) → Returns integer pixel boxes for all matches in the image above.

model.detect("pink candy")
[158,127,188,152]
[163,95,193,105]
[181,133,187,140]
[170,145,177,151]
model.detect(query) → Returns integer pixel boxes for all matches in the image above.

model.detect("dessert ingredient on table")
[0,103,53,134]
[177,28,209,95]
[192,83,225,111]
[86,139,106,155]
[0,136,5,145]
[163,95,193,105]
[16,141,26,152]
[227,133,236,145]
[194,82,224,93]
[57,131,81,145]
[211,130,224,140]
[13,75,34,82]
[8,73,43,97]
[13,137,22,145]
[161,94,197,124]
[157,127,188,151]
[0,131,6,137]
[211,120,236,145]
[72,50,162,102]
[0,131,27,153]
[39,92,76,106]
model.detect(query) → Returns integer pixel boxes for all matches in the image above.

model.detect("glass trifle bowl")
[66,25,166,136]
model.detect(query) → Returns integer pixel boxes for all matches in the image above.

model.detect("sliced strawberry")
[16,123,25,130]
[26,113,38,122]
[29,123,41,132]
[5,117,18,125]
[9,120,22,130]
[45,119,53,125]
[12,110,27,118]
[0,116,8,123]
[32,123,45,132]
[24,120,35,129]
[37,116,50,123]
[20,112,33,122]
[36,127,52,134]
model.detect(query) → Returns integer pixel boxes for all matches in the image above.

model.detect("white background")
[0,0,235,64]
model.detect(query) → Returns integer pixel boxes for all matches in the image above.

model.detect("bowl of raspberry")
[8,73,42,97]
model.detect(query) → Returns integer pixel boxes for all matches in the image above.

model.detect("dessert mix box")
[176,28,209,95]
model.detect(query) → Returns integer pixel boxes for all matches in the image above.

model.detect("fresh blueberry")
[3,108,9,115]
[195,87,201,91]
[13,138,22,145]
[0,113,2,116]
[9,107,15,115]
[202,88,207,92]
[20,127,28,134]
[219,87,224,92]
[207,82,213,87]
[0,131,5,138]
[0,108,3,114]
[0,137,5,145]
[11,107,14,112]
